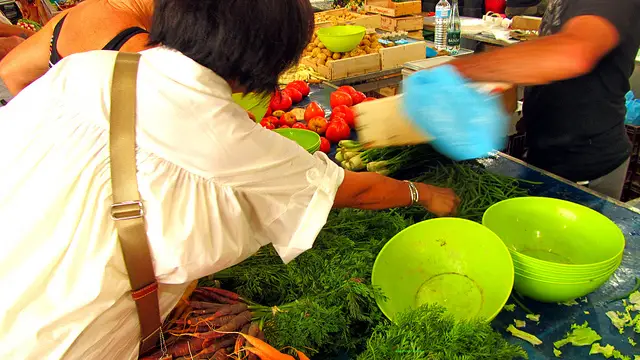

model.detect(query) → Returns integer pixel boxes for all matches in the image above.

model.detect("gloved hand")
[402,65,508,161]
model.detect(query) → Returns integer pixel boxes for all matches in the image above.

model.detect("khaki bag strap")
[109,52,162,356]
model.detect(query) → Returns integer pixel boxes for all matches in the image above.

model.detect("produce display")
[16,19,42,32]
[278,64,326,85]
[314,10,363,25]
[303,32,383,67]
[261,84,370,152]
[203,146,541,359]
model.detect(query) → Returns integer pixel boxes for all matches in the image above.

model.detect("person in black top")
[0,0,153,96]
[505,0,548,17]
[448,0,640,199]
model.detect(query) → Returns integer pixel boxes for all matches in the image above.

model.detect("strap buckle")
[111,200,145,221]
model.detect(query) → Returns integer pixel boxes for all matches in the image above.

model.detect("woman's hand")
[416,183,460,217]
[334,171,460,216]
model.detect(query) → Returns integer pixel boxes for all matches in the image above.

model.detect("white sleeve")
[215,105,345,263]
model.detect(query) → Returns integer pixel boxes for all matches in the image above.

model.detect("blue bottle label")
[436,9,450,19]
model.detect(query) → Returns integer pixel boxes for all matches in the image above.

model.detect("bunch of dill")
[358,304,529,360]
[207,209,410,356]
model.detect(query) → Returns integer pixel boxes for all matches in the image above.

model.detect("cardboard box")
[365,0,422,17]
[511,16,542,31]
[379,41,427,70]
[314,8,381,29]
[380,15,423,31]
[301,53,381,80]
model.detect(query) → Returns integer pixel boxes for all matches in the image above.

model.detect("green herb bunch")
[359,304,529,360]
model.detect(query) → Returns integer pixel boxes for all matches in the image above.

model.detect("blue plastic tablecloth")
[301,85,640,359]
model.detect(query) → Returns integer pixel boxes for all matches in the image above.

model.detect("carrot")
[296,350,311,360]
[194,289,238,304]
[188,314,235,327]
[257,329,266,341]
[195,336,236,357]
[240,334,296,360]
[236,323,252,354]
[190,301,225,310]
[248,321,260,337]
[200,287,242,301]
[213,302,248,318]
[244,346,295,360]
[191,310,252,340]
[167,338,207,357]
[213,348,230,360]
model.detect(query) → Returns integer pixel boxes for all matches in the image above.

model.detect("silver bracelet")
[405,181,419,206]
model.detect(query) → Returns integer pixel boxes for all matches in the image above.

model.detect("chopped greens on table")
[195,144,541,359]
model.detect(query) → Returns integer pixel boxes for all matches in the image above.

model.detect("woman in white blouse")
[0,0,458,358]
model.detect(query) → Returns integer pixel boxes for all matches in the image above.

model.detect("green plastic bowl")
[514,259,621,283]
[232,93,270,122]
[512,255,622,280]
[273,128,320,153]
[316,25,366,53]
[483,197,625,268]
[372,218,514,322]
[513,268,616,303]
[511,251,622,274]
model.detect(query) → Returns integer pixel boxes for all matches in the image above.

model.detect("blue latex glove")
[625,91,640,126]
[402,65,508,161]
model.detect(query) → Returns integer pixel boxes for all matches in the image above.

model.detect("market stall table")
[300,84,640,360]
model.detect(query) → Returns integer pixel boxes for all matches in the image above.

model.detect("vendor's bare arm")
[449,15,620,86]
[333,170,459,216]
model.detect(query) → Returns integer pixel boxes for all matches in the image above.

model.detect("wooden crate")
[407,30,424,40]
[380,15,423,31]
[301,53,381,80]
[315,8,381,29]
[365,0,421,17]
[379,41,427,70]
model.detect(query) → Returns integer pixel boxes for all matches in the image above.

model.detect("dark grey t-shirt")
[523,0,640,181]
[506,0,542,7]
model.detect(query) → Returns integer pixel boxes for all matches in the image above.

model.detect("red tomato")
[319,137,331,153]
[287,80,311,97]
[260,119,275,130]
[279,125,290,129]
[304,102,325,122]
[331,105,356,128]
[280,112,297,127]
[282,87,303,104]
[325,120,351,143]
[308,117,328,135]
[265,106,273,117]
[362,97,377,102]
[350,91,366,105]
[330,91,353,109]
[270,91,293,112]
[329,112,347,124]
[336,86,358,98]
[292,122,308,129]
[263,116,279,125]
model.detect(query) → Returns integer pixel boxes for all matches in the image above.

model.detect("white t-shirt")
[0,47,344,359]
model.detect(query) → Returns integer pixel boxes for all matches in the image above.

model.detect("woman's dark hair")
[149,0,314,94]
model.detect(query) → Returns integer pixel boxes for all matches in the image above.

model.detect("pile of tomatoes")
[259,82,376,154]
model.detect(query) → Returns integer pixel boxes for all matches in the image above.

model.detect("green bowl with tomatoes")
[274,128,320,154]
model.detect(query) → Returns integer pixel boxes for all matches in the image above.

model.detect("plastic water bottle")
[434,0,451,51]
[447,0,461,54]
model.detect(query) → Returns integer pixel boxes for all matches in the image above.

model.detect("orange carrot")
[296,350,311,360]
[235,323,251,355]
[244,346,295,360]
[240,334,296,360]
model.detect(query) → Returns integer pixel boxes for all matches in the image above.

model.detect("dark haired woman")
[0,0,153,96]
[0,0,458,357]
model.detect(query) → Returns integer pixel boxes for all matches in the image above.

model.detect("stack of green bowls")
[273,128,320,153]
[483,197,625,303]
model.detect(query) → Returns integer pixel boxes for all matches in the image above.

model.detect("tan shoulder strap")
[109,52,162,356]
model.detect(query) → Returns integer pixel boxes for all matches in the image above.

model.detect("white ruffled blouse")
[0,47,344,359]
